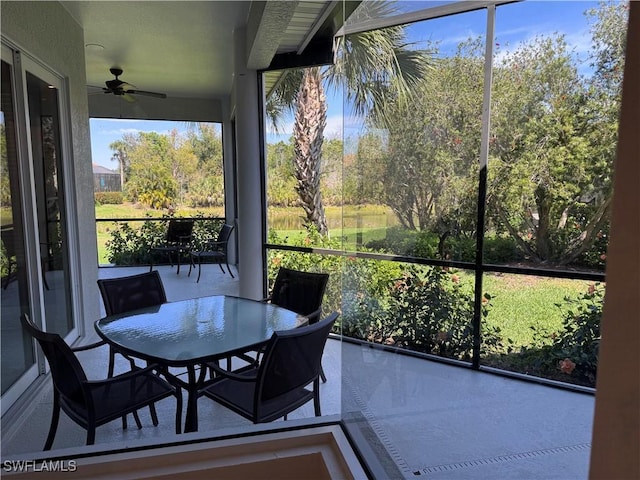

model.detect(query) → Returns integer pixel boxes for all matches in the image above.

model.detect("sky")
[90,118,190,169]
[89,0,602,169]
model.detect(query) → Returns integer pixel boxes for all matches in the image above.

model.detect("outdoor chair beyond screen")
[149,219,194,275]
[97,270,168,428]
[20,313,182,450]
[188,223,235,282]
[198,312,338,424]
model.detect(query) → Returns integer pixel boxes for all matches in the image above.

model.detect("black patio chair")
[267,267,330,325]
[97,270,168,428]
[261,267,330,381]
[20,313,182,450]
[188,223,235,282]
[149,219,194,275]
[198,312,338,424]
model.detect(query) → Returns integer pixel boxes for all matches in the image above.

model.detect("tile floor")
[1,265,596,479]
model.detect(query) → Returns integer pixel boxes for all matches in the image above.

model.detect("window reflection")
[1,59,35,394]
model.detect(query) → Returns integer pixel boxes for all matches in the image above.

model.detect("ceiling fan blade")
[128,90,167,99]
[122,93,137,103]
[119,82,137,92]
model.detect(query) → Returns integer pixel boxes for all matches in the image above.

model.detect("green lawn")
[483,273,590,346]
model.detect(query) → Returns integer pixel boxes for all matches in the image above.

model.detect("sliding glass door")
[1,44,76,407]
[1,49,36,397]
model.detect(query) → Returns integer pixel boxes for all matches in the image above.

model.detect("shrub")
[105,214,223,265]
[354,265,502,361]
[268,231,506,363]
[483,235,523,264]
[495,283,603,387]
[547,283,603,385]
[95,192,123,205]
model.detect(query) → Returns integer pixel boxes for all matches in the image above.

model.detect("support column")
[233,27,264,300]
[589,3,640,478]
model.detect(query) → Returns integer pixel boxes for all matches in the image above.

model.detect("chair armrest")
[204,361,258,383]
[71,339,107,352]
[84,363,166,386]
[204,240,226,249]
[305,307,322,325]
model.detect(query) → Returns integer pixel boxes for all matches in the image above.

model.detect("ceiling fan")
[96,67,167,102]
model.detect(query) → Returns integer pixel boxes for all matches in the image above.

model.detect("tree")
[267,0,432,235]
[185,124,225,207]
[109,134,136,190]
[124,132,177,209]
[293,68,328,234]
[373,38,483,239]
[488,1,627,266]
[266,140,297,207]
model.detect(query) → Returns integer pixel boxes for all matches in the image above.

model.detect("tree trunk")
[293,68,328,235]
[534,185,553,260]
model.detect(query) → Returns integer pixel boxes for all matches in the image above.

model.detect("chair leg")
[175,388,183,435]
[149,403,159,426]
[320,365,327,383]
[108,348,116,378]
[86,426,96,446]
[133,410,143,429]
[108,348,131,429]
[197,258,203,283]
[314,381,321,417]
[44,393,61,451]
[226,259,235,278]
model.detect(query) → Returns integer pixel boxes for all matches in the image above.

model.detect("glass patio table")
[95,295,307,433]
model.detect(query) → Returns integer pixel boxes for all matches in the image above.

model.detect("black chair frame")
[149,219,194,274]
[188,223,235,281]
[21,314,182,450]
[97,270,168,428]
[262,267,330,381]
[198,312,338,424]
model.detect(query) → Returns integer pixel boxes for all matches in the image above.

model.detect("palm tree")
[109,138,131,191]
[267,1,433,235]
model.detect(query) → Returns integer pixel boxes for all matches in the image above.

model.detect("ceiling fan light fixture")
[98,68,167,100]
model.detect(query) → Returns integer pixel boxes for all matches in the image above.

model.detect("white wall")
[1,1,101,331]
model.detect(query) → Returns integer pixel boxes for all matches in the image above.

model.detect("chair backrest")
[20,313,88,407]
[165,219,194,244]
[97,270,167,316]
[258,312,338,403]
[216,223,234,245]
[270,268,329,320]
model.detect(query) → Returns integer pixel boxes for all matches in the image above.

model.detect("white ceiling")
[60,1,346,102]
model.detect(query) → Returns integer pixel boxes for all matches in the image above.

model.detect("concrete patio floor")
[1,265,596,479]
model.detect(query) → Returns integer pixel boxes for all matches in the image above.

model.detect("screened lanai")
[1,1,638,478]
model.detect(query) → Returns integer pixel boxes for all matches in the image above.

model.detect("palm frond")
[266,69,305,131]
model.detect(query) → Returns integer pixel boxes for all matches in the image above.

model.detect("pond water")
[267,206,399,232]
